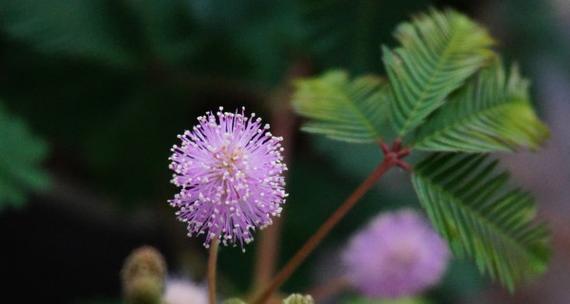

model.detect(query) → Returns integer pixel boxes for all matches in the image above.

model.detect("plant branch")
[252,140,410,304]
[208,238,219,304]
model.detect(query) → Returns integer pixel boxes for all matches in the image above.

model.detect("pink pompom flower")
[169,107,287,249]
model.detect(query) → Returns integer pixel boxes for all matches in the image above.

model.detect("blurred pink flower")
[343,209,450,298]
[163,278,207,304]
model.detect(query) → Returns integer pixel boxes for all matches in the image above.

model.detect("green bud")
[282,294,314,304]
[121,246,167,304]
[124,276,163,304]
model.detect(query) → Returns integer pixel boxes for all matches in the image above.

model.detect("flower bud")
[282,294,314,304]
[121,246,167,304]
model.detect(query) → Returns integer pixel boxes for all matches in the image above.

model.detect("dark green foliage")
[0,103,49,208]
[301,0,431,73]
[0,0,141,66]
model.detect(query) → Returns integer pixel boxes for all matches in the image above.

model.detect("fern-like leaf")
[412,58,549,152]
[293,70,391,143]
[412,153,549,290]
[383,9,495,136]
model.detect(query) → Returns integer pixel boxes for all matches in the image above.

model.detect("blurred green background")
[1,0,569,303]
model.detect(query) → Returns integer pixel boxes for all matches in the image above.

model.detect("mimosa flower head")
[169,107,287,250]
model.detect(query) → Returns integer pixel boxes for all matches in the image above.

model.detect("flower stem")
[208,237,219,304]
[252,152,403,304]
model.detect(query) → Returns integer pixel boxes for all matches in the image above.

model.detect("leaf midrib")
[414,100,523,149]
[397,17,465,136]
[336,84,382,139]
[415,174,543,266]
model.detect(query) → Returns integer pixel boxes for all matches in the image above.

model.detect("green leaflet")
[413,58,549,152]
[0,103,50,208]
[383,9,495,136]
[412,153,550,290]
[293,70,391,143]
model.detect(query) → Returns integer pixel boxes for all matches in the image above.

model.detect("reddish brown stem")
[252,158,397,304]
[392,138,402,151]
[397,148,411,158]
